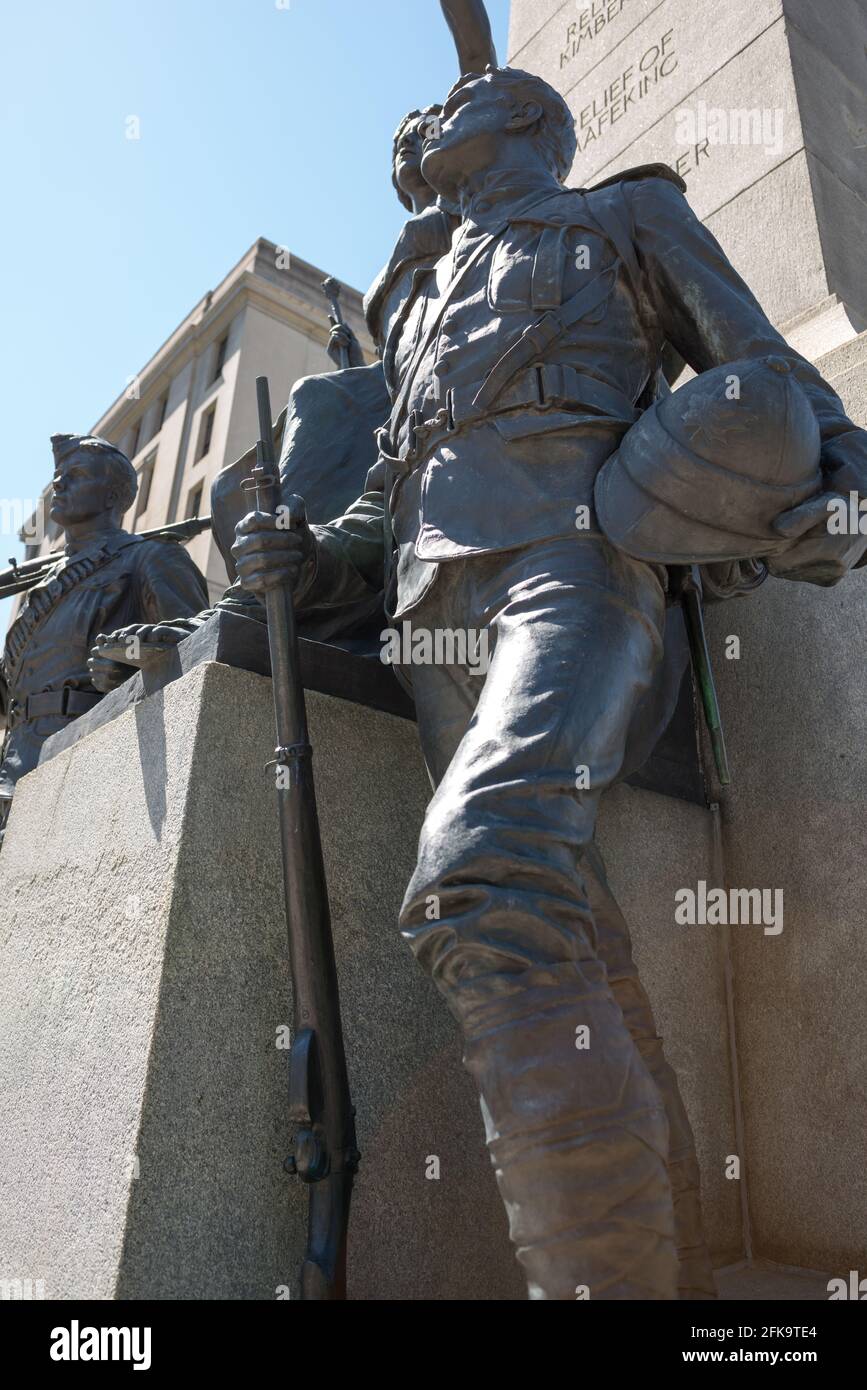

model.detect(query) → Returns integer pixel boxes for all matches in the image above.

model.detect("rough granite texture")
[0,660,740,1299]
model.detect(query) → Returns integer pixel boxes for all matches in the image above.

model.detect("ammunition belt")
[1,542,117,691]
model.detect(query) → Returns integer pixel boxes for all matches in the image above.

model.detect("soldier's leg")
[410,647,715,1298]
[582,840,717,1299]
[401,538,678,1300]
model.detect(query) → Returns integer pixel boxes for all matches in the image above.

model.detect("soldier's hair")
[448,66,577,183]
[391,104,443,211]
[51,434,138,514]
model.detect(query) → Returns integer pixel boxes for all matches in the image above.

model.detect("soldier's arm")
[629,176,867,495]
[629,175,867,581]
[440,0,497,74]
[231,464,387,609]
[135,539,211,622]
[88,542,212,690]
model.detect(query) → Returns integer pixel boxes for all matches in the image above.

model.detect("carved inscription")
[576,30,678,154]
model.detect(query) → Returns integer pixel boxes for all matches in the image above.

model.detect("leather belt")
[14,688,102,725]
[380,365,639,474]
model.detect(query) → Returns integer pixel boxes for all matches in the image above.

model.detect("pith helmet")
[594,357,822,565]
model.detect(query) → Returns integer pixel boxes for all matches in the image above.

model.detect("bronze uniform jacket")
[0,532,208,795]
[298,163,867,622]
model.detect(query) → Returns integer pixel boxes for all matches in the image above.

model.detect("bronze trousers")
[398,535,715,1300]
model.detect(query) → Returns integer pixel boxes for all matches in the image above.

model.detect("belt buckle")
[535,363,553,410]
[530,361,558,408]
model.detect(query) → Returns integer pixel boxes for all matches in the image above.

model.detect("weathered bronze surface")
[78,0,867,1300]
[228,9,867,1301]
[0,435,207,840]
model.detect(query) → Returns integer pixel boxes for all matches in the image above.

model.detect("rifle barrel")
[0,516,212,596]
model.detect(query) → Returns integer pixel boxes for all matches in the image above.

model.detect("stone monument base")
[0,660,739,1298]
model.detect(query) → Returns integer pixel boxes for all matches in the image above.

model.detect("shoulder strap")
[389,227,500,431]
[583,187,644,306]
[588,163,686,194]
[472,265,617,414]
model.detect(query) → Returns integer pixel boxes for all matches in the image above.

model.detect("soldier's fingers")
[235,510,279,537]
[87,656,130,688]
[283,493,307,527]
[232,536,306,566]
[144,625,186,646]
[238,565,302,594]
[773,492,838,539]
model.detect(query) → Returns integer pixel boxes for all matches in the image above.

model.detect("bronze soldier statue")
[89,0,500,665]
[225,57,867,1302]
[331,0,498,366]
[0,434,208,841]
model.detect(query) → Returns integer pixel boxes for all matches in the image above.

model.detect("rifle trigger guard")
[285,1030,330,1184]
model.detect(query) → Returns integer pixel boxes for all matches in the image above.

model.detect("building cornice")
[93,239,373,438]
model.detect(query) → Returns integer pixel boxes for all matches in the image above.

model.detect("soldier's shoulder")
[133,536,197,567]
[585,163,687,195]
[521,166,687,225]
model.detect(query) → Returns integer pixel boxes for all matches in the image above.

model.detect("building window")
[185,482,204,520]
[128,419,141,460]
[133,453,157,528]
[212,333,229,383]
[157,392,169,431]
[196,403,216,461]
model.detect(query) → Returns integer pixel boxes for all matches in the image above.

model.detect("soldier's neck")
[63,518,125,555]
[456,156,558,212]
[410,186,438,215]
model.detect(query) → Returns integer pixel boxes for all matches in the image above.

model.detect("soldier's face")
[421,77,507,194]
[394,114,431,204]
[50,453,114,526]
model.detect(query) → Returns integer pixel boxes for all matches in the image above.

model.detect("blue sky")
[0,0,510,629]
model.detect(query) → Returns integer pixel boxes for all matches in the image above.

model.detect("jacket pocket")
[487,226,570,314]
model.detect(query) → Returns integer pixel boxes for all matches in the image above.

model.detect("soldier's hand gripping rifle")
[243,375,359,1300]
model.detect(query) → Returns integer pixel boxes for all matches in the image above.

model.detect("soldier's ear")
[505,100,543,133]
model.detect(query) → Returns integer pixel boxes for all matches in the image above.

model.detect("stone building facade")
[14,240,373,609]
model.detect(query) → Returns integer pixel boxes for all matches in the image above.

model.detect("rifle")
[321,277,351,370]
[673,565,731,786]
[244,374,358,1300]
[0,515,213,602]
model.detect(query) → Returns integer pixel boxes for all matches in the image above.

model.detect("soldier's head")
[392,105,442,214]
[421,66,576,201]
[49,435,138,530]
